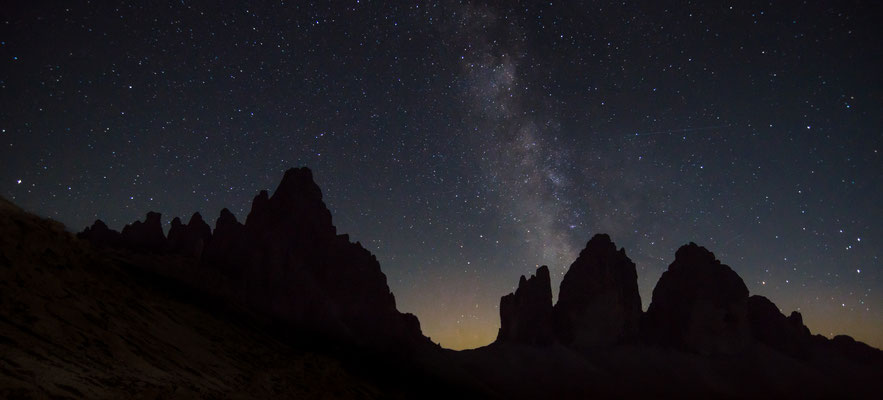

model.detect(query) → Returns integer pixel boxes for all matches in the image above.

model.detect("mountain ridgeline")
[496,234,881,361]
[64,167,882,397]
[79,168,427,350]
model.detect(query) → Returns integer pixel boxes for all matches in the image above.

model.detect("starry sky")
[2,1,881,350]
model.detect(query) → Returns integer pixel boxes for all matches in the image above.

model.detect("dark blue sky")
[2,1,880,349]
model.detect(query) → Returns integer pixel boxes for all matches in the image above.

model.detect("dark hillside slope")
[0,197,393,398]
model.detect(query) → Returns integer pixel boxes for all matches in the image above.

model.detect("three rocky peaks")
[79,167,880,362]
[497,234,880,362]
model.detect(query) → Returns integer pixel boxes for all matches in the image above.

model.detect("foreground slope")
[0,197,409,398]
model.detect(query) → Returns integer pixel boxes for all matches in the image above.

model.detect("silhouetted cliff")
[747,294,813,358]
[77,219,121,247]
[77,168,428,350]
[495,237,882,366]
[554,234,642,347]
[120,211,166,252]
[167,212,211,257]
[642,242,751,355]
[497,265,555,345]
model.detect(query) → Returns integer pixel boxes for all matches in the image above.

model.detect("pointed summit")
[553,234,642,347]
[77,168,427,350]
[120,211,166,252]
[200,167,423,348]
[167,212,212,258]
[77,219,122,248]
[245,167,335,241]
[201,208,245,273]
[273,167,324,205]
[497,265,555,345]
[214,208,242,234]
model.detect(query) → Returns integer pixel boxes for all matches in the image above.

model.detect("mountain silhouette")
[78,167,428,351]
[2,167,882,398]
[167,212,211,257]
[553,234,642,348]
[497,265,555,345]
[494,237,882,361]
[642,242,752,355]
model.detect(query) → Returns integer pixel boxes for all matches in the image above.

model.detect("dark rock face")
[78,167,427,349]
[208,168,422,346]
[167,213,212,258]
[244,168,336,243]
[747,295,812,358]
[77,219,122,248]
[828,335,883,365]
[120,211,166,252]
[497,265,555,345]
[201,208,245,272]
[643,243,751,355]
[553,234,642,347]
[167,217,185,249]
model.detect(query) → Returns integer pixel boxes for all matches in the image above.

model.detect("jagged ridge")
[495,235,883,366]
[79,167,427,349]
[4,167,883,398]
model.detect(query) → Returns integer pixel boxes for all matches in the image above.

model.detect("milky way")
[2,1,880,350]
[458,3,579,273]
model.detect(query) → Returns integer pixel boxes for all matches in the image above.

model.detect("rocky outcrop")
[210,168,423,346]
[747,295,812,358]
[497,265,555,345]
[78,168,427,350]
[201,208,245,273]
[167,212,211,258]
[553,234,642,347]
[827,334,883,365]
[243,168,336,242]
[120,211,166,252]
[77,219,122,248]
[642,243,751,355]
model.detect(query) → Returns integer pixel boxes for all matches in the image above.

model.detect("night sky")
[2,1,881,350]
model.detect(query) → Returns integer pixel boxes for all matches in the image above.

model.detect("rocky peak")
[747,295,812,358]
[245,168,335,241]
[214,208,241,233]
[167,212,212,258]
[76,168,428,350]
[204,168,423,347]
[77,219,122,248]
[120,211,166,252]
[199,208,245,272]
[643,242,751,355]
[669,242,719,272]
[497,265,555,345]
[787,311,804,327]
[188,212,208,228]
[170,217,183,229]
[272,168,325,207]
[553,234,642,347]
